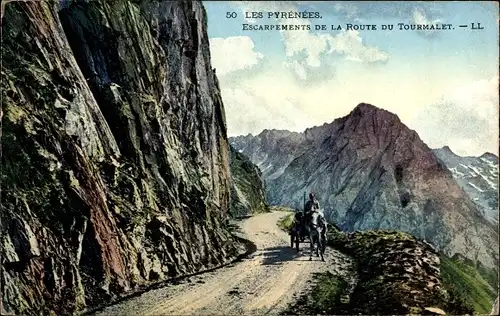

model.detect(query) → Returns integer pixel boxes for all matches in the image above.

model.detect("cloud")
[209,36,264,76]
[215,43,498,158]
[217,59,392,138]
[229,0,389,81]
[279,23,388,82]
[281,24,329,68]
[413,76,499,156]
[281,29,388,81]
[216,56,343,137]
[221,84,311,136]
[284,59,308,80]
[329,2,443,20]
[332,2,362,22]
[411,7,443,36]
[330,2,446,38]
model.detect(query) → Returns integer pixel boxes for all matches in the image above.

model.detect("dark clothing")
[291,212,303,236]
[303,198,320,229]
[294,212,303,221]
[304,199,320,213]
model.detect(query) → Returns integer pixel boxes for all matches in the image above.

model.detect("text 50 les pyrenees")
[244,11,322,19]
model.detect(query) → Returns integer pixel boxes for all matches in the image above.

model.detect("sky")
[203,1,499,156]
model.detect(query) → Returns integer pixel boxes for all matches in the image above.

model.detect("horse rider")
[304,192,320,219]
[304,192,327,233]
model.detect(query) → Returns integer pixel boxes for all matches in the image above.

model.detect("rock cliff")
[229,146,269,217]
[230,103,499,271]
[1,1,238,315]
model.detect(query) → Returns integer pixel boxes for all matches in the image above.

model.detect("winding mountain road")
[94,210,354,315]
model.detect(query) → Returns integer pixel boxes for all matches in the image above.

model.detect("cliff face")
[1,1,237,315]
[230,103,499,271]
[229,145,269,217]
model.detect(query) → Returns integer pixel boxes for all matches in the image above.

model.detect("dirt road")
[94,210,355,315]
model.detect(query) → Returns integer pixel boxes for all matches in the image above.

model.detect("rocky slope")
[285,228,477,315]
[433,146,498,224]
[229,145,269,217]
[326,229,474,315]
[230,103,499,272]
[230,130,307,180]
[1,1,239,315]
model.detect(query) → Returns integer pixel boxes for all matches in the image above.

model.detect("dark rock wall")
[1,1,235,315]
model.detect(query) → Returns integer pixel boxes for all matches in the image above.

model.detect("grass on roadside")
[277,212,294,232]
[270,205,295,212]
[440,256,497,314]
[282,271,349,315]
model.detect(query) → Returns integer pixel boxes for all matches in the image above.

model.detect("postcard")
[1,1,498,315]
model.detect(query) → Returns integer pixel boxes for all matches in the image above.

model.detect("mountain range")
[433,146,498,224]
[230,103,499,271]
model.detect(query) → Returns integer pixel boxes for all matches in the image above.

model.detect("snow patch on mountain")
[469,182,485,193]
[434,146,498,224]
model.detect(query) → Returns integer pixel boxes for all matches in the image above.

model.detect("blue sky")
[204,1,499,156]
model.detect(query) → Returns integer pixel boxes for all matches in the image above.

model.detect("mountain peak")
[350,103,402,123]
[353,102,380,113]
[232,102,499,271]
[258,128,298,139]
[480,152,499,163]
[440,145,457,155]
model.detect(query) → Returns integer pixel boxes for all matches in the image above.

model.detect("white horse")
[306,210,328,261]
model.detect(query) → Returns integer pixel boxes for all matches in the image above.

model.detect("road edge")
[80,235,258,316]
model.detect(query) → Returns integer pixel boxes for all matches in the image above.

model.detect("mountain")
[433,146,498,224]
[230,103,499,272]
[230,130,307,180]
[1,1,239,315]
[229,145,269,216]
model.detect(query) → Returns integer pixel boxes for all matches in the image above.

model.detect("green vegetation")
[276,212,294,232]
[270,205,295,213]
[440,256,497,314]
[309,272,349,312]
[476,262,499,289]
[283,272,349,315]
